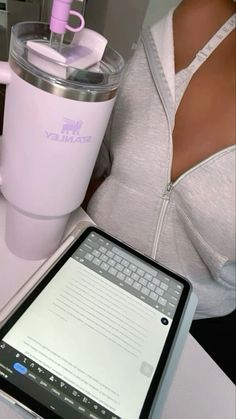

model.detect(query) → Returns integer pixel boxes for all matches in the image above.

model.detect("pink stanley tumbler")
[0,22,124,259]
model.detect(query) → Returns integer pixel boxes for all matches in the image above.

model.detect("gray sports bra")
[175,13,236,109]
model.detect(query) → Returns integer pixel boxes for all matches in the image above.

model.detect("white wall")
[144,0,181,27]
[85,0,150,60]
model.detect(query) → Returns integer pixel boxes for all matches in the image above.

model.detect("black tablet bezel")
[0,226,191,419]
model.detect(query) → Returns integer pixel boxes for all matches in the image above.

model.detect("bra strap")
[187,13,236,76]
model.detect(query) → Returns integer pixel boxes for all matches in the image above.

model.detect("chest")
[171,29,235,182]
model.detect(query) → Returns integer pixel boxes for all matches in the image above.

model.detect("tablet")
[0,225,197,419]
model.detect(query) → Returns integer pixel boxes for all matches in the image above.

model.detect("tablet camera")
[161,317,169,325]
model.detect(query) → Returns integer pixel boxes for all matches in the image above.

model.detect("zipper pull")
[162,182,173,200]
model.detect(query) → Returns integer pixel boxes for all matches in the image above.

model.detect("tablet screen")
[0,228,187,419]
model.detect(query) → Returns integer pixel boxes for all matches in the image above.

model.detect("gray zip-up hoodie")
[87,10,236,319]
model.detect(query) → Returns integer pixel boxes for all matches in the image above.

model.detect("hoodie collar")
[142,8,176,129]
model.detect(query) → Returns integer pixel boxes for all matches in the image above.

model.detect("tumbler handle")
[0,61,11,186]
[0,61,11,85]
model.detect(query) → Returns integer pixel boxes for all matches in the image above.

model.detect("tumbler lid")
[9,22,125,102]
[26,28,108,79]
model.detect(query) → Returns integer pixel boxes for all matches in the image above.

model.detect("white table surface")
[0,193,235,419]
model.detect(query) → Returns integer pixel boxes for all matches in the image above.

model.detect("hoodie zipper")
[151,145,235,260]
[142,30,176,260]
[151,181,173,259]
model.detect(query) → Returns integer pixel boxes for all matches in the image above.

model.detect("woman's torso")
[87,10,236,319]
